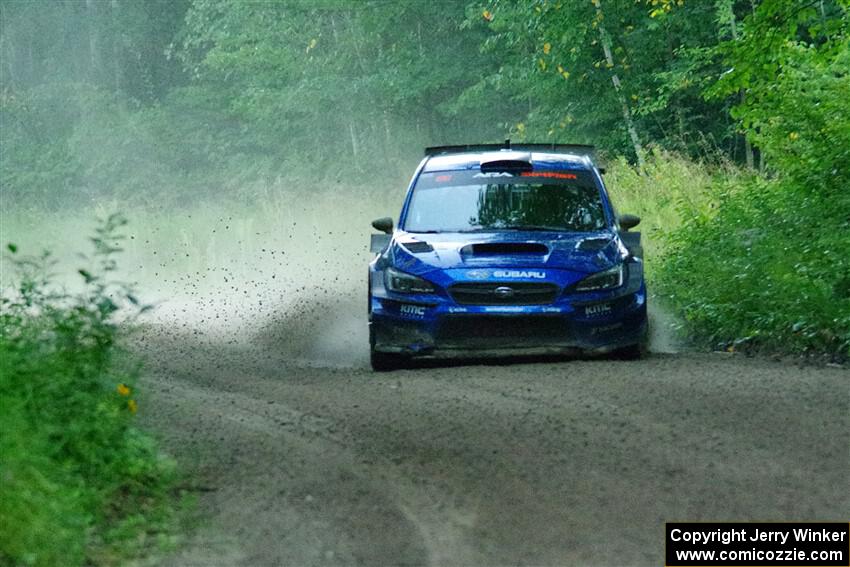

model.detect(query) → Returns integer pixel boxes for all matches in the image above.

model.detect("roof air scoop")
[480,153,533,173]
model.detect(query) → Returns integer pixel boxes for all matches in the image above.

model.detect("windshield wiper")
[425,225,567,233]
[497,224,565,232]
[456,225,563,233]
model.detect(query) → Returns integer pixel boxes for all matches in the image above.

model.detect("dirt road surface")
[138,326,849,567]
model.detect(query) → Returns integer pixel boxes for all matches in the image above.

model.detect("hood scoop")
[400,240,434,254]
[461,242,549,256]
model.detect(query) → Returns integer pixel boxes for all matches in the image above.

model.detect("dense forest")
[1,0,844,201]
[1,1,848,564]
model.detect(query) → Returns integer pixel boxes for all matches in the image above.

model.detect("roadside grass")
[655,173,850,357]
[604,149,739,276]
[607,150,849,358]
[0,215,186,567]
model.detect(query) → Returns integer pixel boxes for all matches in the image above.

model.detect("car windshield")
[403,169,607,233]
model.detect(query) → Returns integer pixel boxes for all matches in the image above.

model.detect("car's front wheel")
[613,342,646,360]
[613,323,649,360]
[369,325,405,371]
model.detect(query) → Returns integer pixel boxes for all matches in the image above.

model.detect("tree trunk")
[349,122,359,160]
[86,0,99,81]
[1,32,16,90]
[594,0,644,167]
[720,0,755,169]
[740,92,753,168]
[111,0,120,93]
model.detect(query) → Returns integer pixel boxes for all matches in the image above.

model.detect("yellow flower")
[482,9,493,21]
[543,42,551,55]
[789,131,799,141]
[117,383,131,396]
[128,399,138,414]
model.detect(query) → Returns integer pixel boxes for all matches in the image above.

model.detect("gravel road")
[137,327,849,567]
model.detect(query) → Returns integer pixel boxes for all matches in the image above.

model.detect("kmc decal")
[399,304,426,318]
[584,303,612,317]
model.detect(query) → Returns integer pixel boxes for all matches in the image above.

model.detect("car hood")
[388,230,625,276]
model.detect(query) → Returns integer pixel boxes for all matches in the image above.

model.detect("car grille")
[436,315,569,346]
[449,282,559,305]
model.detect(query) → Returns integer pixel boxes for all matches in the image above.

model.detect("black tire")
[614,319,650,360]
[370,349,403,371]
[612,325,649,360]
[613,342,645,360]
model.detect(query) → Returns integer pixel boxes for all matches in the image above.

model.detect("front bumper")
[370,286,647,358]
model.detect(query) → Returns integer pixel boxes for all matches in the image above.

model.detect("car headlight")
[384,267,436,294]
[574,264,625,292]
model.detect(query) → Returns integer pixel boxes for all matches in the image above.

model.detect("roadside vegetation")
[0,215,183,567]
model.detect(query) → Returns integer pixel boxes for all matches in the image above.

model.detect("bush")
[604,148,735,273]
[0,214,181,566]
[656,174,850,357]
[607,150,849,358]
[653,6,850,358]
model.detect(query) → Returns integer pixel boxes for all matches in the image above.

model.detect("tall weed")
[0,214,180,566]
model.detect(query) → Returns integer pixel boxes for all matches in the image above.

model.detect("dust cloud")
[2,187,400,368]
[647,301,684,354]
[131,189,398,369]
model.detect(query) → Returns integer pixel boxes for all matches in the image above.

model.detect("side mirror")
[618,214,641,231]
[371,217,394,234]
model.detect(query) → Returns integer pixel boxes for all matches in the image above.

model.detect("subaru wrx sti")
[368,142,647,370]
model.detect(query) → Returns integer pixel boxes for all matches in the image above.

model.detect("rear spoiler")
[424,141,605,173]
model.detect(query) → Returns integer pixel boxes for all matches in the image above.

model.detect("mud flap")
[370,234,391,253]
[621,231,643,258]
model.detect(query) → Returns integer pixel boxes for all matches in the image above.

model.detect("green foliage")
[463,0,736,159]
[0,215,180,567]
[605,149,736,273]
[656,174,850,356]
[0,85,82,206]
[178,1,504,175]
[651,0,850,357]
[709,0,850,188]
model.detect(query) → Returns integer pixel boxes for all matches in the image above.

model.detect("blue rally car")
[368,142,647,370]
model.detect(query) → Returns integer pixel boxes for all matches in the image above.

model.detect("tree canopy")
[0,0,847,202]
